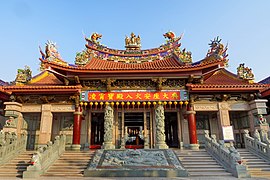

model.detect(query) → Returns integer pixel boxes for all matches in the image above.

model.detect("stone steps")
[0,151,34,178]
[42,150,95,177]
[238,148,270,178]
[174,149,233,177]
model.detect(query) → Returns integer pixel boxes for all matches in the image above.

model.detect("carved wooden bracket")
[151,77,167,91]
[70,93,80,107]
[74,76,80,84]
[39,95,55,104]
[101,78,116,92]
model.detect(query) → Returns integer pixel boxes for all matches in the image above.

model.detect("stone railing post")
[204,130,250,178]
[102,105,115,150]
[23,135,66,179]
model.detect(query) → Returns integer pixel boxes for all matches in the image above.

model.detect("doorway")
[124,112,144,148]
[165,112,179,148]
[90,112,104,149]
[22,113,41,150]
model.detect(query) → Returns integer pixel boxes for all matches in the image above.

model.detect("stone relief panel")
[229,102,249,111]
[51,104,75,112]
[22,105,41,112]
[194,103,218,111]
[4,104,22,112]
[218,102,230,110]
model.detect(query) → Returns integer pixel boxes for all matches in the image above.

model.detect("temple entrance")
[90,113,104,149]
[124,112,144,149]
[22,113,41,150]
[165,112,179,148]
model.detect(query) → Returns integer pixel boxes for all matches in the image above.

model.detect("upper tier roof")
[39,32,229,76]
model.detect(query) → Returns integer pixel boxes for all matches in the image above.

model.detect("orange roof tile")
[187,68,266,92]
[3,85,81,94]
[41,57,226,74]
[29,71,64,85]
[203,68,248,85]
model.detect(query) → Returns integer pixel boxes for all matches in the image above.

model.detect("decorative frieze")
[194,104,218,111]
[229,102,249,111]
[82,79,186,91]
[51,105,75,112]
[4,102,22,112]
[22,105,41,112]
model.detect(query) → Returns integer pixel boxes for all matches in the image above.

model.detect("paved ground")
[1,177,268,180]
[37,178,267,180]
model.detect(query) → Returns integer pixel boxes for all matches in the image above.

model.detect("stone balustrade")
[0,131,27,165]
[204,130,250,178]
[243,129,270,161]
[23,134,66,179]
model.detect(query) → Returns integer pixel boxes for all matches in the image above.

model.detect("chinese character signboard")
[222,126,234,142]
[80,90,188,102]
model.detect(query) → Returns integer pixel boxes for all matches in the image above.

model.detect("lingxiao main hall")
[0,32,268,150]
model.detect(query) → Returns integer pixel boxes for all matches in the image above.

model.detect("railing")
[243,129,270,162]
[23,134,66,179]
[204,130,250,178]
[0,131,27,165]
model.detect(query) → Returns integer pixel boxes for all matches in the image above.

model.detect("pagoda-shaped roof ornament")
[237,63,254,83]
[125,32,141,50]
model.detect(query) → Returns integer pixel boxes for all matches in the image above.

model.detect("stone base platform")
[84,149,188,177]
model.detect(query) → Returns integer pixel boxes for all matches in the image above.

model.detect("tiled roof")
[187,68,266,92]
[3,71,80,93]
[3,85,81,94]
[0,80,7,86]
[42,57,226,73]
[259,76,270,84]
[29,71,64,85]
[203,68,248,85]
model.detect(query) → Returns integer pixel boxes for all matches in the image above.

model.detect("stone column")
[38,104,53,147]
[217,102,231,140]
[154,104,168,149]
[249,99,268,134]
[72,106,82,151]
[103,105,115,150]
[186,102,199,150]
[3,102,23,137]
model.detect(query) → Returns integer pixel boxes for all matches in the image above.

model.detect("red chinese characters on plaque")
[81,91,185,102]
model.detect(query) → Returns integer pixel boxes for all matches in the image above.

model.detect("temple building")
[0,32,268,150]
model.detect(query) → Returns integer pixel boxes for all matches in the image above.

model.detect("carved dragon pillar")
[154,104,168,149]
[103,105,115,150]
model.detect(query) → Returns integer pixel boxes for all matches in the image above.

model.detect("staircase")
[42,150,95,177]
[0,151,34,178]
[238,148,270,178]
[174,149,233,177]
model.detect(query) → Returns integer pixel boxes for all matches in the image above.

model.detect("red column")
[72,106,82,145]
[187,106,198,144]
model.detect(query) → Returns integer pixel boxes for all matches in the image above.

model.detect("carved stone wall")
[3,102,23,137]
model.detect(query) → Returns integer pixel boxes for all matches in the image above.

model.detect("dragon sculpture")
[90,32,102,44]
[163,31,176,41]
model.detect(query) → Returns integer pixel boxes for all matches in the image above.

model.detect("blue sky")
[0,1,269,82]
